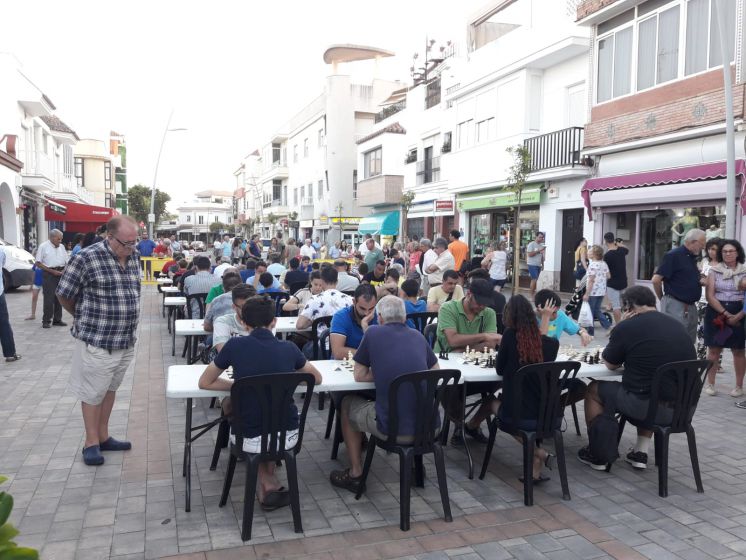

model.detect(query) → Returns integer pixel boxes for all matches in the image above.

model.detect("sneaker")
[730,387,744,398]
[577,446,607,471]
[625,448,648,470]
[704,384,717,396]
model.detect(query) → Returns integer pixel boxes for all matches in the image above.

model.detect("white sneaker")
[730,387,743,398]
[704,384,717,396]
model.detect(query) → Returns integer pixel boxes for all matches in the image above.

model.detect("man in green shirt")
[363,238,384,271]
[436,278,502,353]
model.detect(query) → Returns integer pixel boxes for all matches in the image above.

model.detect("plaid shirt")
[56,240,141,350]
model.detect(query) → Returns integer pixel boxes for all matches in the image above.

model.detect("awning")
[581,160,746,219]
[45,198,118,232]
[358,210,400,236]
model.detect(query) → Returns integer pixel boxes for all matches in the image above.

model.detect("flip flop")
[260,487,290,511]
[518,474,551,484]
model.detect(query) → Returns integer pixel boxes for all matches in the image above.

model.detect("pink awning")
[581,160,746,219]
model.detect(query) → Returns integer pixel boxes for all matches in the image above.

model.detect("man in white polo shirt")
[35,228,69,328]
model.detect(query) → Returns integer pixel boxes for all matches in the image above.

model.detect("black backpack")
[588,406,619,466]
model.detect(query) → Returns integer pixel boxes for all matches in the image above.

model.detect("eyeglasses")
[112,236,137,248]
[722,249,738,253]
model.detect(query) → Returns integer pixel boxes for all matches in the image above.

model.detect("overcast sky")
[2,0,486,209]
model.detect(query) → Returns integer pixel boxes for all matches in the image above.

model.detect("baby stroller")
[565,277,614,328]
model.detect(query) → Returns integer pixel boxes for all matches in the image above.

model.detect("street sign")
[147,213,155,223]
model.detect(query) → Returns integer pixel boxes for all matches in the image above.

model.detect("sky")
[2,0,487,210]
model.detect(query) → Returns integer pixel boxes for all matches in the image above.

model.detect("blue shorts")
[528,265,541,279]
[33,268,43,288]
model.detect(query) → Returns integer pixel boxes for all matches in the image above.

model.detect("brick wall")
[576,0,621,20]
[584,69,745,149]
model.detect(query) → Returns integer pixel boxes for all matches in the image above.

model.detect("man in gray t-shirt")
[526,232,546,297]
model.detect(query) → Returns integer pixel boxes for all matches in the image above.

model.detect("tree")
[505,145,532,295]
[127,184,171,226]
[209,221,227,233]
[400,190,416,241]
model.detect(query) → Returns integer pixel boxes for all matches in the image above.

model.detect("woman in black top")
[469,295,559,482]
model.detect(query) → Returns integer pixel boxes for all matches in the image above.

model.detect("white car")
[0,238,35,290]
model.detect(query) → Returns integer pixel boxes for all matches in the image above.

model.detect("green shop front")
[457,186,541,285]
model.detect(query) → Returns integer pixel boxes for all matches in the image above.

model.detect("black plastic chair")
[218,372,315,541]
[423,323,437,350]
[342,290,356,297]
[288,281,308,295]
[180,293,208,360]
[615,359,711,498]
[264,291,290,316]
[479,361,581,507]
[311,316,333,411]
[354,369,461,531]
[406,312,438,335]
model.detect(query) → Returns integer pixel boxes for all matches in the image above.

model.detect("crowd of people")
[2,220,729,516]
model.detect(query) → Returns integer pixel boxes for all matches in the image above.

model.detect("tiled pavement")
[2,287,746,559]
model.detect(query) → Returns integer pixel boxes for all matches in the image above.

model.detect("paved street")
[2,286,746,559]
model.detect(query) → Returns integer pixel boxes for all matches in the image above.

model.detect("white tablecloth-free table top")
[166,354,617,399]
[175,319,207,336]
[162,286,181,294]
[164,297,186,306]
[273,316,310,334]
[157,277,173,284]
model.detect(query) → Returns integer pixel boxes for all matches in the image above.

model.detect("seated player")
[282,271,323,314]
[400,279,427,329]
[257,272,284,295]
[329,296,438,494]
[199,296,321,510]
[426,270,464,312]
[213,285,255,352]
[534,289,592,345]
[204,273,243,332]
[466,268,506,333]
[329,284,378,359]
[206,268,239,304]
[363,260,387,287]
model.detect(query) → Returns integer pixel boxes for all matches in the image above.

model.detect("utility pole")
[715,0,736,237]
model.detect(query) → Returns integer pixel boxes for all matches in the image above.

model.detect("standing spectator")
[652,228,706,343]
[426,237,455,288]
[358,233,378,257]
[221,234,232,261]
[170,234,182,253]
[0,251,20,361]
[329,242,341,260]
[269,237,281,261]
[363,238,384,271]
[603,232,629,325]
[526,232,546,298]
[56,215,141,466]
[231,238,243,264]
[312,236,321,252]
[583,245,611,336]
[275,232,287,263]
[248,234,262,259]
[70,233,85,256]
[390,248,405,268]
[426,270,464,312]
[419,239,437,294]
[574,238,589,284]
[340,240,350,257]
[285,238,299,263]
[481,240,508,291]
[334,259,360,292]
[448,230,469,273]
[25,264,43,321]
[408,241,422,274]
[703,240,746,396]
[36,228,69,328]
[300,239,317,260]
[213,237,222,261]
[136,232,156,257]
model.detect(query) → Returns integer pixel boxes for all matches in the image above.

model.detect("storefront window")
[637,205,724,280]
[468,207,540,260]
[407,218,424,241]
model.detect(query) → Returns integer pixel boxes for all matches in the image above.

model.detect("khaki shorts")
[69,340,135,405]
[342,395,417,444]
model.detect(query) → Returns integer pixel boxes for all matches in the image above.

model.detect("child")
[400,279,426,329]
[534,289,592,346]
[25,264,43,320]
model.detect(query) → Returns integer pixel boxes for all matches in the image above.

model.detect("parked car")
[0,238,35,290]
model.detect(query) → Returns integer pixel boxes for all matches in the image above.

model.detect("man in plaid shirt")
[57,215,141,466]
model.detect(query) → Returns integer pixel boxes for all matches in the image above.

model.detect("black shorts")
[597,381,677,426]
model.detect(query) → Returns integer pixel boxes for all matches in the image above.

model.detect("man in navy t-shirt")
[329,283,377,359]
[199,296,321,509]
[329,296,438,494]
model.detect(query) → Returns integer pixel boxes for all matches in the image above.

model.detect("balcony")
[19,150,55,191]
[374,100,406,124]
[416,157,441,186]
[357,174,404,207]
[524,127,584,173]
[261,159,288,180]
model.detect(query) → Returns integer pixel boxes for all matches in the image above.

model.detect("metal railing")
[523,127,584,172]
[416,157,441,185]
[374,100,406,123]
[19,150,53,179]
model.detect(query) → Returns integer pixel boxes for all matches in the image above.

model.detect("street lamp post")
[148,110,187,239]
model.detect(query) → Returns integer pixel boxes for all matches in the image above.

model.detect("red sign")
[434,200,454,212]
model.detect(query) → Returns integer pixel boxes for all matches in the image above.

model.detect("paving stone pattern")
[1,287,745,559]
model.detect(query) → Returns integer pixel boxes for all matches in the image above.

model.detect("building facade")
[110,131,128,214]
[175,190,233,242]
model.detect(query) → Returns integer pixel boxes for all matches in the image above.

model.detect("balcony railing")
[20,150,53,179]
[425,78,441,110]
[374,100,406,123]
[523,127,584,173]
[416,157,441,186]
[262,199,284,208]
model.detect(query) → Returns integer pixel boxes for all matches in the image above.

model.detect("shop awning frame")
[581,160,746,220]
[44,198,118,224]
[358,210,400,236]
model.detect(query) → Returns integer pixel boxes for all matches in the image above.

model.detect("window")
[318,128,324,147]
[352,170,357,200]
[198,215,204,225]
[457,120,473,149]
[63,145,73,175]
[272,142,282,164]
[318,180,323,200]
[363,147,382,178]
[300,185,305,203]
[294,187,298,205]
[283,185,288,206]
[293,145,298,163]
[105,193,112,207]
[596,0,736,103]
[272,179,282,203]
[476,118,495,143]
[104,161,112,190]
[304,138,309,157]
[186,215,191,223]
[307,183,313,203]
[74,157,84,188]
[214,215,219,223]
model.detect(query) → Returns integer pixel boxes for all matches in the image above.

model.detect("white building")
[175,190,233,242]
[232,150,262,237]
[244,45,401,245]
[72,139,116,208]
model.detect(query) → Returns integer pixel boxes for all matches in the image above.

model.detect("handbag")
[574,260,586,281]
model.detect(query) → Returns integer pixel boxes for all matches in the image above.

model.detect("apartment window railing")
[405,151,417,164]
[374,100,407,123]
[416,156,441,185]
[425,78,441,110]
[523,127,584,173]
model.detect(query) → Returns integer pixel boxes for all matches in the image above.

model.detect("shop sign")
[318,214,329,225]
[331,216,362,225]
[299,220,314,228]
[288,220,300,229]
[433,199,454,213]
[280,218,289,226]
[456,187,542,212]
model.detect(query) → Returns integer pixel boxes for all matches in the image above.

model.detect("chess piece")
[465,345,470,356]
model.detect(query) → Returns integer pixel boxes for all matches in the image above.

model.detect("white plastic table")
[164,297,186,336]
[157,277,173,284]
[273,316,310,339]
[174,319,208,361]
